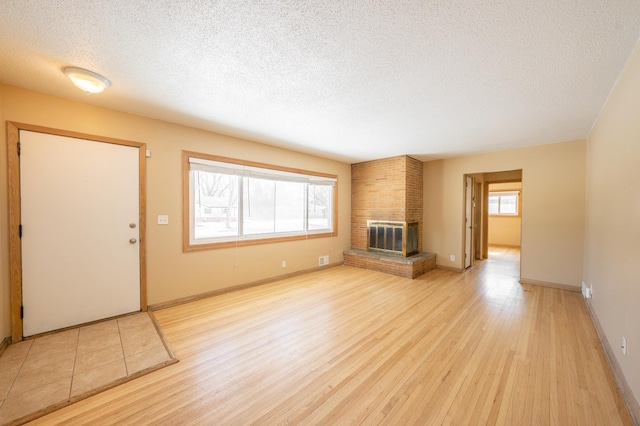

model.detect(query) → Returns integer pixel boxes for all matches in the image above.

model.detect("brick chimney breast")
[351,155,423,252]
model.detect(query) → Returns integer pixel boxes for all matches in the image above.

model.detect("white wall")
[585,40,640,407]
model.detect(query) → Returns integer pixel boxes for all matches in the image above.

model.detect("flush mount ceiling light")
[63,67,111,94]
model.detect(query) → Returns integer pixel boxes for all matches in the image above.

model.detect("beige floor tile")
[0,358,23,400]
[117,312,150,330]
[70,359,126,398]
[0,377,70,425]
[125,344,170,375]
[21,344,76,373]
[0,313,172,423]
[120,323,163,357]
[79,319,119,337]
[10,357,74,396]
[0,340,33,365]
[30,329,78,352]
[74,343,124,374]
[76,330,122,356]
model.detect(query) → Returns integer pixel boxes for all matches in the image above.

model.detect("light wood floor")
[30,247,632,425]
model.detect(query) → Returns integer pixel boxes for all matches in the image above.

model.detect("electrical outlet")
[622,337,627,356]
[157,215,169,225]
[450,255,455,262]
[582,282,592,299]
[281,260,286,268]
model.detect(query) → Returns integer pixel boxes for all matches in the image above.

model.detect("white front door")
[20,130,141,336]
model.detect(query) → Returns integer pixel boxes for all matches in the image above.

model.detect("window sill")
[183,231,338,252]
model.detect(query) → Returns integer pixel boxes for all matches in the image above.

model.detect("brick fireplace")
[343,155,435,278]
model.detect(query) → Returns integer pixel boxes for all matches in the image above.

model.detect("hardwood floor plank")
[29,247,633,425]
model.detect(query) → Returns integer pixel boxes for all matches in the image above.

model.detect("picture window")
[184,152,337,250]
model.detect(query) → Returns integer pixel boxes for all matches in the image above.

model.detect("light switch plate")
[157,215,169,225]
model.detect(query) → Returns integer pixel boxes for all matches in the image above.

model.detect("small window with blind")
[488,191,519,216]
[183,151,337,251]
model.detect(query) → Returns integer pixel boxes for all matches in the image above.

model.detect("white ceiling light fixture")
[63,66,111,94]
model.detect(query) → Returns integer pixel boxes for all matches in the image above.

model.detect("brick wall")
[343,251,435,279]
[405,155,424,252]
[351,155,423,251]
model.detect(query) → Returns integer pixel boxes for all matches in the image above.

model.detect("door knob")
[129,238,137,244]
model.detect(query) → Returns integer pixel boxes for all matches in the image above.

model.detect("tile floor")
[0,312,174,425]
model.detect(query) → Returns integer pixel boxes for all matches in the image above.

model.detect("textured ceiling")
[1,1,639,163]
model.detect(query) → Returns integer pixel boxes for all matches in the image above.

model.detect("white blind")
[489,191,519,196]
[189,157,336,186]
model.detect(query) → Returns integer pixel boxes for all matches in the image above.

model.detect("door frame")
[473,179,483,261]
[463,174,482,268]
[7,122,147,342]
[464,176,473,268]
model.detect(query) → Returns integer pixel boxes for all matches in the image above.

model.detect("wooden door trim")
[6,122,147,342]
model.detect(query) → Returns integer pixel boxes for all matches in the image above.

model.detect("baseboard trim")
[148,262,343,311]
[0,337,10,356]
[519,278,581,292]
[585,299,640,425]
[436,265,464,273]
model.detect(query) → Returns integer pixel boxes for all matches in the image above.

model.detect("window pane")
[243,177,275,235]
[193,171,238,239]
[308,184,332,230]
[188,154,336,247]
[499,195,517,214]
[275,181,305,232]
[488,196,499,214]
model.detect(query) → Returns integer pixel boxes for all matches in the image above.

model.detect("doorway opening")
[463,170,522,275]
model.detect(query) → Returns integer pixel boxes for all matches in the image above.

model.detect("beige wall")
[488,216,521,246]
[0,84,352,339]
[488,182,522,247]
[585,40,640,403]
[423,139,586,287]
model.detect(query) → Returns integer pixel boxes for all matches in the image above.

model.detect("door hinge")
[20,306,24,319]
[17,142,21,156]
[19,224,22,238]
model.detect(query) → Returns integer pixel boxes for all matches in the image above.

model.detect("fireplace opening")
[367,221,419,257]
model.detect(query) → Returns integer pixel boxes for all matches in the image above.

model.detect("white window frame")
[488,191,519,216]
[183,151,338,251]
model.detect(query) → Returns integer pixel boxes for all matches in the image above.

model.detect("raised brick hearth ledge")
[343,250,436,279]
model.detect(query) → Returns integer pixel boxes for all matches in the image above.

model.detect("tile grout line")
[3,339,34,406]
[68,327,81,400]
[117,318,130,377]
[1,315,176,424]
